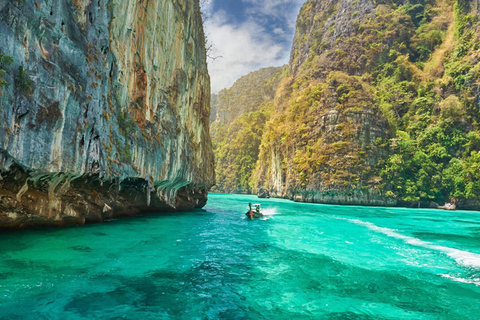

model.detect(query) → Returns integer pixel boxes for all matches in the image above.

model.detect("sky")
[200,0,306,93]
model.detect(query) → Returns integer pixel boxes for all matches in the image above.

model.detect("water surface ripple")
[1,194,480,319]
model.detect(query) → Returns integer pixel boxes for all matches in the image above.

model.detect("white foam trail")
[262,208,280,216]
[440,274,480,286]
[337,217,480,270]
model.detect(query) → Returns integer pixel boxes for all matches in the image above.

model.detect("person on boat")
[246,203,254,220]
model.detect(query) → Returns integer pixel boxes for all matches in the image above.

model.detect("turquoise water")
[1,194,480,319]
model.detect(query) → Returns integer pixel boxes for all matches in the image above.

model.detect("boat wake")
[242,208,280,220]
[261,208,280,216]
[336,217,480,284]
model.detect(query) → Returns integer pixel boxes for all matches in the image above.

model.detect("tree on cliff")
[0,54,13,95]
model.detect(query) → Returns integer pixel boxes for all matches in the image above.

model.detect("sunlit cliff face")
[0,0,214,228]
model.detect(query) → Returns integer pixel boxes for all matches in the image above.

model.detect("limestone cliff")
[0,0,214,228]
[253,0,480,209]
[252,0,393,205]
[253,71,392,205]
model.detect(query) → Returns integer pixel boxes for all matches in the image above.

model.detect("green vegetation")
[211,67,284,125]
[211,67,284,193]
[15,64,33,96]
[213,0,480,207]
[372,0,480,204]
[116,110,137,162]
[114,135,132,163]
[118,110,137,136]
[212,106,271,193]
[0,54,13,95]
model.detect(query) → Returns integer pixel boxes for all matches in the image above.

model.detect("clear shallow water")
[1,194,480,319]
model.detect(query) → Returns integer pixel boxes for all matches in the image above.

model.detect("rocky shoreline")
[249,188,480,211]
[0,151,208,229]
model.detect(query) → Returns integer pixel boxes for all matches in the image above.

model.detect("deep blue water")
[1,194,480,319]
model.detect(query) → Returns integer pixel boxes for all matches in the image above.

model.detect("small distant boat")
[246,203,263,220]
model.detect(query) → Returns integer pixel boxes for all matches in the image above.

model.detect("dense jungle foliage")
[372,0,480,203]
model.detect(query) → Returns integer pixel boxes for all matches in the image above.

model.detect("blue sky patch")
[201,0,305,93]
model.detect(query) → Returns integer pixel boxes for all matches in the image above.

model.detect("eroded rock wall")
[0,0,214,228]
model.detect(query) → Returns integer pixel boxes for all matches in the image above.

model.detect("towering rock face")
[0,0,214,228]
[253,0,480,208]
[253,0,393,205]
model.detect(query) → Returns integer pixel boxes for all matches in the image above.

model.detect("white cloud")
[201,0,304,93]
[204,12,286,93]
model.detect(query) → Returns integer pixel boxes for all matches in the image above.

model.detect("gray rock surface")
[0,0,214,228]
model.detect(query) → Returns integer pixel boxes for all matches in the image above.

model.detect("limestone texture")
[0,0,214,228]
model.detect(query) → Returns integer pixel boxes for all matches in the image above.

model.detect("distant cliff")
[211,67,284,126]
[0,0,214,228]
[210,67,284,193]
